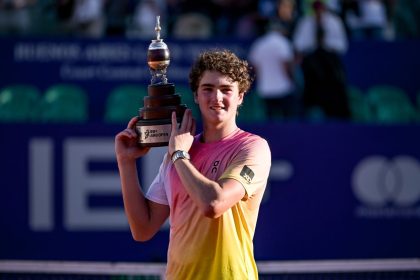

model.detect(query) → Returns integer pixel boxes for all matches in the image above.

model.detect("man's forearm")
[118,160,154,239]
[172,158,246,219]
[174,158,221,211]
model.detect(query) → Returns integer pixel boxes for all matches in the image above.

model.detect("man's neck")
[201,122,238,143]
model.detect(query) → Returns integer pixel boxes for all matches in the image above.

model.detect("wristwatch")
[171,150,190,163]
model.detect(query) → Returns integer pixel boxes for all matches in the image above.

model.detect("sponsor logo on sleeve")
[240,165,255,183]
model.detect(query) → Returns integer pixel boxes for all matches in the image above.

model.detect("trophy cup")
[136,16,187,147]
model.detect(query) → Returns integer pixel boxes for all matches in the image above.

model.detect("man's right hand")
[115,116,150,163]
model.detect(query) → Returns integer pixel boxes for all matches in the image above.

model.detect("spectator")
[393,0,420,39]
[104,0,131,37]
[339,0,360,38]
[358,0,388,39]
[293,0,348,56]
[276,0,298,39]
[70,0,106,38]
[249,21,299,121]
[293,0,350,120]
[130,0,162,38]
[346,0,388,40]
[172,12,213,39]
[0,0,36,36]
[212,0,258,38]
[55,0,74,22]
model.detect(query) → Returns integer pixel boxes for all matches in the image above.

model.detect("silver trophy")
[136,16,187,147]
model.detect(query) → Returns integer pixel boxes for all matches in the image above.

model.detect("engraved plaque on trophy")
[136,16,187,147]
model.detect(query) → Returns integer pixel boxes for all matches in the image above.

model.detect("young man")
[115,49,271,280]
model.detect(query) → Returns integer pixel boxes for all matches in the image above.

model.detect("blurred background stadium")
[0,0,419,279]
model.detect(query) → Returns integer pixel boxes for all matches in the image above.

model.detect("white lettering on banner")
[84,44,131,61]
[352,155,420,218]
[60,64,150,81]
[64,138,127,230]
[12,41,248,83]
[14,43,81,61]
[13,41,248,64]
[13,42,146,62]
[95,65,148,80]
[60,65,96,80]
[28,137,167,232]
[29,138,54,231]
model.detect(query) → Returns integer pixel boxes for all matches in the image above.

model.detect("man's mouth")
[210,105,225,111]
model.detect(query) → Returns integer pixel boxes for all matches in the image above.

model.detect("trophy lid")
[148,16,170,71]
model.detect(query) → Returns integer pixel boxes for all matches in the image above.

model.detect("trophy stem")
[155,16,161,41]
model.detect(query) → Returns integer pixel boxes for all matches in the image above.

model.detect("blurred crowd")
[1,0,419,123]
[0,0,419,40]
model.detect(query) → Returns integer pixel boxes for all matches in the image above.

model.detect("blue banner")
[1,38,420,122]
[1,123,419,261]
[0,38,250,122]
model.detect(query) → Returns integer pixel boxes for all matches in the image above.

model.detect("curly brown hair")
[188,49,254,95]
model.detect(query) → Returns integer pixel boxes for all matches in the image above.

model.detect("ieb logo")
[352,156,420,210]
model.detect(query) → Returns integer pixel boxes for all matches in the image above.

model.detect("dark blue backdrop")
[1,37,419,262]
[1,123,419,261]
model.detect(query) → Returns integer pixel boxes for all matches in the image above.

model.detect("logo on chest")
[211,160,220,174]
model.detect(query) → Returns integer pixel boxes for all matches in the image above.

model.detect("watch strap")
[171,150,190,163]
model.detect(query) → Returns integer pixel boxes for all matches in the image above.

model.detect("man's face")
[194,70,244,126]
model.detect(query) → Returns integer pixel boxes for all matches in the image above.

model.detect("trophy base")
[136,117,182,147]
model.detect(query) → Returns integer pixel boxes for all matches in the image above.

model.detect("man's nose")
[214,89,223,102]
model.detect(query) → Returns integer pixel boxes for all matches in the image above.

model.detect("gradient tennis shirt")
[146,128,271,280]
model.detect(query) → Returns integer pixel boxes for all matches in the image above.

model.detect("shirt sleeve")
[145,153,170,205]
[219,137,271,199]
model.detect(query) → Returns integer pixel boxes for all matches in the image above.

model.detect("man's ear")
[238,92,245,105]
